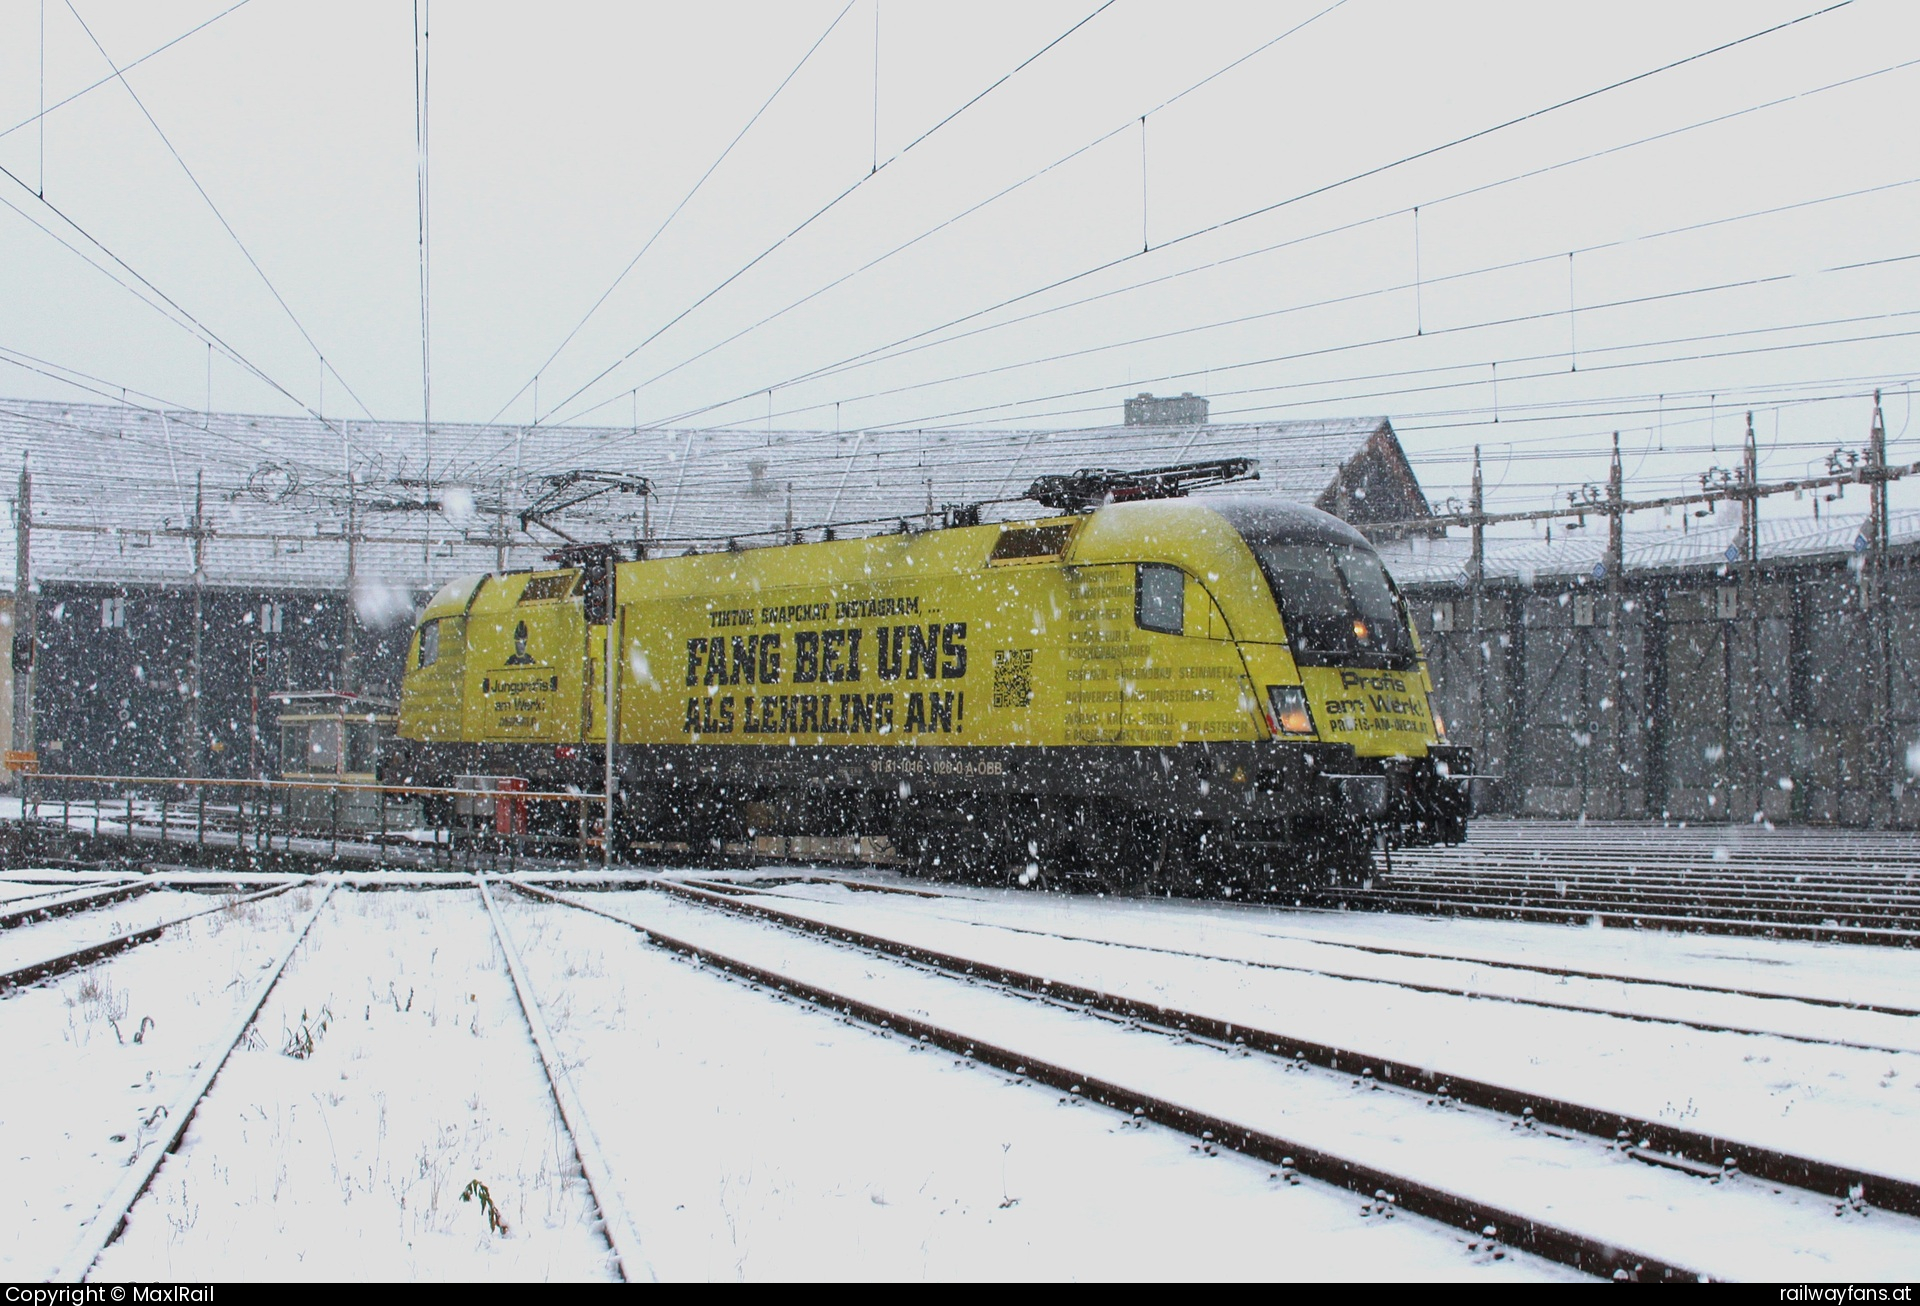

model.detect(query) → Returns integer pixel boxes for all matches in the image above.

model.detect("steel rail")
[1382,852,1920,877]
[1338,880,1920,925]
[1410,840,1920,859]
[571,875,1920,1222]
[0,883,298,994]
[1339,874,1920,911]
[1368,868,1920,891]
[1395,849,1920,872]
[52,880,336,1282]
[1383,860,1920,880]
[670,877,1920,1047]
[684,868,1920,1014]
[0,882,149,929]
[0,878,114,901]
[475,877,653,1283]
[1319,888,1920,946]
[506,878,1678,1281]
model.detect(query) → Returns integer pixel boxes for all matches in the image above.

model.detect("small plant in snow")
[998,1142,1019,1209]
[283,1005,333,1059]
[461,1178,510,1235]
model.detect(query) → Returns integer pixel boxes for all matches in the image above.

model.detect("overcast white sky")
[1,0,1917,525]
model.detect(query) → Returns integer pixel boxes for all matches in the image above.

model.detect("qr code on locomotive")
[993,648,1034,708]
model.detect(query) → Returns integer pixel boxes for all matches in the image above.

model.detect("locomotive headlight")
[1267,684,1315,737]
[1427,692,1449,741]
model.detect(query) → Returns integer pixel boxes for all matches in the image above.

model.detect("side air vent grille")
[517,571,580,602]
[988,523,1076,563]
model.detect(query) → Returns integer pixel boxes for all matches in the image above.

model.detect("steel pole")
[1605,433,1626,818]
[10,459,33,766]
[603,559,617,870]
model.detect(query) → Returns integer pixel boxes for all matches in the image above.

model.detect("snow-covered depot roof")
[1378,506,1920,589]
[0,399,1409,591]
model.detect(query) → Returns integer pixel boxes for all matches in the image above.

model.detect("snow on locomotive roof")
[0,398,1413,591]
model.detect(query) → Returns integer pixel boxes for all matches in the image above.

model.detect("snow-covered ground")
[0,886,319,1280]
[648,877,1920,1189]
[491,892,1571,1281]
[6,865,1920,1280]
[0,889,262,975]
[532,884,1920,1281]
[89,887,615,1282]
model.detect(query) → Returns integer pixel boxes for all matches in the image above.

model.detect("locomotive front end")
[1214,499,1471,862]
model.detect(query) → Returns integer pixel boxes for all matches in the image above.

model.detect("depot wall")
[21,583,416,780]
[1406,549,1920,827]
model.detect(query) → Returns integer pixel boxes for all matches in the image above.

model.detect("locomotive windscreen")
[1244,541,1416,669]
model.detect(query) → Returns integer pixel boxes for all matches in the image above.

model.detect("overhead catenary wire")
[477,0,862,435]
[758,50,1920,420]
[0,346,384,483]
[619,2,1874,437]
[521,0,1124,437]
[3,4,1905,567]
[61,0,377,424]
[860,309,1920,448]
[523,0,1354,448]
[37,0,45,194]
[688,173,1920,433]
[0,0,252,143]
[779,247,1920,433]
[413,0,433,522]
[0,160,369,459]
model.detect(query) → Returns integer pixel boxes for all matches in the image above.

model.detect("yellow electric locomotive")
[386,467,1469,890]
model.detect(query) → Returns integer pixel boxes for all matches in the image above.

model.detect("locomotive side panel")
[462,569,587,745]
[614,528,1282,751]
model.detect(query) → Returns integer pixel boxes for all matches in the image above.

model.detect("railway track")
[1319,821,1920,944]
[0,884,297,995]
[621,875,1920,1201]
[476,879,651,1282]
[670,872,1920,1054]
[12,857,1919,1279]
[22,802,1920,945]
[511,874,1920,1281]
[51,882,336,1281]
[30,879,635,1282]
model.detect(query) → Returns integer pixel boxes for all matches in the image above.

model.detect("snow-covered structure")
[0,398,1425,777]
[0,401,1424,591]
[1383,508,1920,828]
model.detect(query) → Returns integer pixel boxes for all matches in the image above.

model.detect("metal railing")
[9,771,608,872]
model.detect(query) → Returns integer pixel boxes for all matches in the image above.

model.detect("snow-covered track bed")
[0,885,298,994]
[0,884,324,1279]
[71,883,621,1282]
[672,874,1920,1053]
[602,876,1920,1201]
[1323,822,1920,944]
[657,872,1920,1193]
[0,881,137,923]
[513,878,1920,1281]
[493,883,1575,1281]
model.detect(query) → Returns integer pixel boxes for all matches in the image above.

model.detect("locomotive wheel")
[1039,801,1163,896]
[1308,836,1377,890]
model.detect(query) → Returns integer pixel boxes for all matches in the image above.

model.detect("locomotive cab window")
[1246,542,1416,669]
[416,618,441,669]
[1136,563,1185,635]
